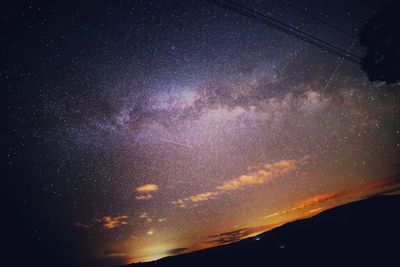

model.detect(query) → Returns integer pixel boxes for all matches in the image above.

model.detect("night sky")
[3,1,400,267]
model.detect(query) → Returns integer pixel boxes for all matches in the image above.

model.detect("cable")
[207,0,361,64]
[221,0,361,62]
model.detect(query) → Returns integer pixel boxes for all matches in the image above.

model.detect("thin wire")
[207,0,361,64]
[223,0,361,61]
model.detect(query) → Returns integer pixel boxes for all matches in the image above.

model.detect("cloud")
[188,191,219,202]
[358,175,400,193]
[166,247,188,255]
[206,228,250,245]
[102,215,129,229]
[294,175,400,210]
[173,159,302,208]
[262,212,281,219]
[217,159,300,193]
[308,207,324,214]
[147,229,155,235]
[172,191,219,208]
[136,184,159,200]
[216,174,265,191]
[139,212,149,218]
[205,225,272,246]
[101,249,126,258]
[136,184,159,193]
[172,199,186,208]
[139,212,153,222]
[294,192,343,209]
[74,221,92,229]
[259,175,400,222]
[135,193,153,200]
[217,160,296,191]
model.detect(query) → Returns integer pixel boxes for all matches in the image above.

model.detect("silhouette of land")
[123,195,400,267]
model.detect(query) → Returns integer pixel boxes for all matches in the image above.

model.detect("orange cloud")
[260,175,400,221]
[173,159,301,208]
[189,191,219,202]
[262,212,281,219]
[139,212,149,218]
[136,184,159,193]
[139,212,153,222]
[295,192,343,209]
[102,215,129,229]
[172,199,187,208]
[205,225,273,246]
[136,184,159,200]
[147,229,155,235]
[173,192,219,208]
[217,174,265,191]
[135,193,153,200]
[308,207,324,214]
[217,160,297,191]
[294,175,400,210]
[359,175,400,193]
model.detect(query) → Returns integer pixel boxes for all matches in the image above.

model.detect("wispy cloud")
[217,160,297,191]
[136,184,159,193]
[102,215,129,229]
[205,225,273,246]
[172,191,219,207]
[135,193,153,200]
[294,192,343,209]
[308,207,324,214]
[166,247,188,255]
[139,212,153,222]
[147,229,155,235]
[136,184,159,200]
[188,191,219,202]
[173,159,304,208]
[262,212,281,219]
[260,174,400,221]
[296,175,400,210]
[139,212,149,218]
[171,199,186,208]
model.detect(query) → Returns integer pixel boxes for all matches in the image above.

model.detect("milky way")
[4,1,400,266]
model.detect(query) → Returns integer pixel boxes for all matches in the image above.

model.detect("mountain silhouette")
[123,195,400,267]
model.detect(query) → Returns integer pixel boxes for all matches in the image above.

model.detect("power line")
[274,0,359,40]
[206,0,361,64]
[211,0,361,63]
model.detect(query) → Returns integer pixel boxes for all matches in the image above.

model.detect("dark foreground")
[124,195,400,267]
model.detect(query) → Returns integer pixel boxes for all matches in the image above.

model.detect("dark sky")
[2,1,400,267]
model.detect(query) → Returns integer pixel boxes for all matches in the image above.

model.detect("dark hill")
[124,195,400,267]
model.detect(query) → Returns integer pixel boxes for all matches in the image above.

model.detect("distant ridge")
[123,195,400,267]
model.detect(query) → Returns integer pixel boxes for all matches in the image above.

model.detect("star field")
[3,1,400,267]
